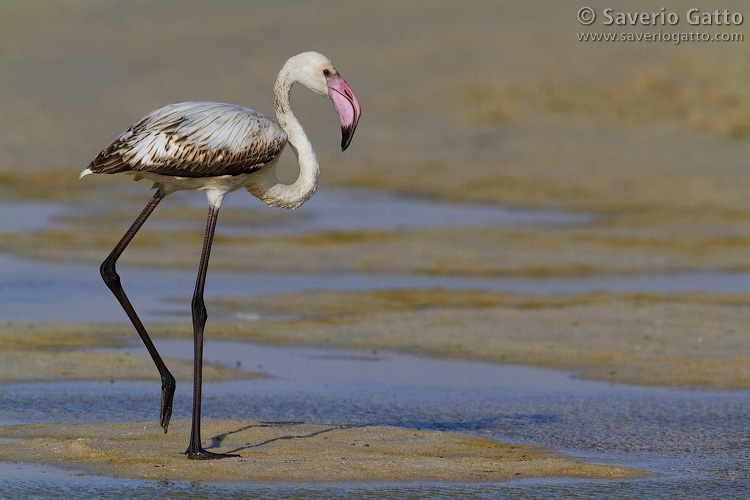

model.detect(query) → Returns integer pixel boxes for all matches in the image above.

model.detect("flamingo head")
[292,52,362,151]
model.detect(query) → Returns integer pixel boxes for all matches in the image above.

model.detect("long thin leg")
[185,203,238,459]
[100,187,176,433]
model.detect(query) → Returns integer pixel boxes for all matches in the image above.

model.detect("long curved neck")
[250,64,320,210]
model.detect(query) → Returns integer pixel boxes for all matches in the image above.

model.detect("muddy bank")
[0,420,650,483]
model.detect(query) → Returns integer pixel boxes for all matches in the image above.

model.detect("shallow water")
[1,341,748,498]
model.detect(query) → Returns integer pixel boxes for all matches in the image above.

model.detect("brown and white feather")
[87,102,288,178]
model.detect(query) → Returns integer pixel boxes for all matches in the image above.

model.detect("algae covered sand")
[0,420,649,483]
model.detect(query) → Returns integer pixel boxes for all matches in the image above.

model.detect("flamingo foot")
[160,373,176,433]
[185,445,240,460]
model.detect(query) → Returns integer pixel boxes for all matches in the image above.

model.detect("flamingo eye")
[323,69,332,77]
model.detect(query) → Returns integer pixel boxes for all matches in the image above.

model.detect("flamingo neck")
[247,66,320,210]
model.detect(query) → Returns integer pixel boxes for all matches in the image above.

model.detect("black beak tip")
[341,126,355,151]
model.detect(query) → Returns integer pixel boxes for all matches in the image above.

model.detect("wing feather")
[88,102,287,177]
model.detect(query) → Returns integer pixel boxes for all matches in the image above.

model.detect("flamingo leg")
[185,203,239,459]
[100,187,176,433]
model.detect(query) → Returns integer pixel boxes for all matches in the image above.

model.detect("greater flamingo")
[80,52,361,459]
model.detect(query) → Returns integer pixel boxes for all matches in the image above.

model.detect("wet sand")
[0,420,648,483]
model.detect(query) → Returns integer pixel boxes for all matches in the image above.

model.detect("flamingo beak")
[327,74,361,151]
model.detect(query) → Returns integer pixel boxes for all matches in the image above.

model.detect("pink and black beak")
[327,73,361,151]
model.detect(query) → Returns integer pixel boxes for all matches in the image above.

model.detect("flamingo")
[80,51,361,459]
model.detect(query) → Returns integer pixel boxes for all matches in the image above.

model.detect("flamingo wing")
[88,102,288,178]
